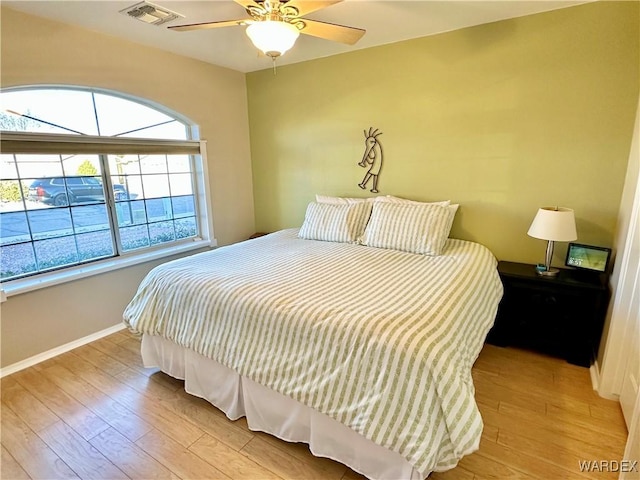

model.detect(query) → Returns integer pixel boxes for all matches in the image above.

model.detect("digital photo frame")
[565,243,611,273]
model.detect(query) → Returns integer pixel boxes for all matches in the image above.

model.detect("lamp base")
[534,240,560,277]
[536,267,559,277]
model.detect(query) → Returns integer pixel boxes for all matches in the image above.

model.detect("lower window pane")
[175,217,197,239]
[117,175,143,201]
[149,221,175,245]
[34,236,79,270]
[0,179,27,208]
[0,211,31,246]
[76,230,114,261]
[116,200,147,227]
[169,173,193,196]
[120,225,150,251]
[172,196,195,218]
[28,208,74,240]
[71,204,110,233]
[1,243,37,280]
[143,175,170,198]
[146,198,173,222]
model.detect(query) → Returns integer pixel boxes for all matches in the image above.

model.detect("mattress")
[123,228,503,476]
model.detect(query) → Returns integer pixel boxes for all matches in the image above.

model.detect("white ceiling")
[5,0,589,73]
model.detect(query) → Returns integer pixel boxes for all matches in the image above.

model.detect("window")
[0,87,212,286]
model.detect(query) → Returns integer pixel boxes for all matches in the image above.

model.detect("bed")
[123,199,503,479]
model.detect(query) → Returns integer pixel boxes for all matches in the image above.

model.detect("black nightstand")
[486,261,610,367]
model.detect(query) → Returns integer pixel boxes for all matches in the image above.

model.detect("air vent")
[120,1,184,26]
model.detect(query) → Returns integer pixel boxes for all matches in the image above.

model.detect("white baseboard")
[0,323,127,378]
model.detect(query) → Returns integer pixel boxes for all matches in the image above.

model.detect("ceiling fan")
[168,0,365,58]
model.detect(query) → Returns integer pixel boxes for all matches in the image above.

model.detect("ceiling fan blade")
[168,19,249,31]
[284,0,342,17]
[233,0,263,11]
[297,18,365,45]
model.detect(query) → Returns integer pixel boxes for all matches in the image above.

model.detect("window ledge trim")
[0,131,201,154]
[0,238,216,302]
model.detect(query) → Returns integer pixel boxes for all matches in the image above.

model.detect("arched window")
[0,86,212,285]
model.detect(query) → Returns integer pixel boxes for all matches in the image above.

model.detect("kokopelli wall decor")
[358,127,383,193]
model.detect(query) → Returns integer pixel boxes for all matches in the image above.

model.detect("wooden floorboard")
[1,331,628,480]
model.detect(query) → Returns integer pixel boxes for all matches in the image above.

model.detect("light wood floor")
[1,330,628,480]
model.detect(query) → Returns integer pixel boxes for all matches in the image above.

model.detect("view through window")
[1,87,202,281]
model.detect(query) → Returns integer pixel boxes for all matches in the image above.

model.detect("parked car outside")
[28,177,131,206]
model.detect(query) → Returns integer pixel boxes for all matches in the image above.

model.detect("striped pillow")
[361,202,456,255]
[298,201,373,243]
[374,195,450,207]
[315,194,375,205]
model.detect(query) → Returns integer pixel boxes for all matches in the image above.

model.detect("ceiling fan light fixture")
[246,20,300,58]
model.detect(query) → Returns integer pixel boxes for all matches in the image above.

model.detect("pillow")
[375,196,460,216]
[298,201,372,243]
[316,194,374,205]
[360,202,456,255]
[374,195,450,207]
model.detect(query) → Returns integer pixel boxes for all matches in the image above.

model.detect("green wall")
[247,1,639,265]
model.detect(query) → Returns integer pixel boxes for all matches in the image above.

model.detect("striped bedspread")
[123,229,503,474]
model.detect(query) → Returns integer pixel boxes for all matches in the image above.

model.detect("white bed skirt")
[141,334,427,480]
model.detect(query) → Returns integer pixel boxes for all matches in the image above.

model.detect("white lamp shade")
[527,207,577,242]
[246,21,299,58]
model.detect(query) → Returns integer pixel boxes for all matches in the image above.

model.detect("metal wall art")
[358,127,383,193]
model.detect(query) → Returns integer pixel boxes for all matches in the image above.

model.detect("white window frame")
[0,133,216,302]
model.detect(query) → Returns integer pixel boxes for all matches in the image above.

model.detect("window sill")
[0,238,216,302]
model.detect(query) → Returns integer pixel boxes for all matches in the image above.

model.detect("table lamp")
[527,206,577,277]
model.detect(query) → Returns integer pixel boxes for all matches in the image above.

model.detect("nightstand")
[486,261,610,367]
